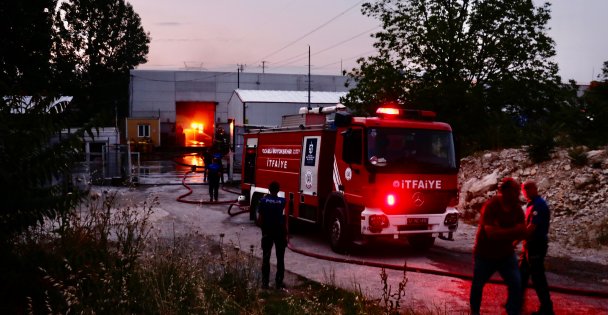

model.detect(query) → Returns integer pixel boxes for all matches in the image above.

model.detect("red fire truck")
[240,106,459,252]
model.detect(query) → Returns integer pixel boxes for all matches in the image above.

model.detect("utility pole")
[237,64,245,88]
[307,45,311,110]
[261,61,267,74]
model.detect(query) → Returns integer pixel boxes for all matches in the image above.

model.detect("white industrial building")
[227,89,347,126]
[128,69,349,148]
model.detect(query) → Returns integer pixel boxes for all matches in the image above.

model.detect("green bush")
[567,146,588,166]
[526,124,559,164]
[526,141,554,164]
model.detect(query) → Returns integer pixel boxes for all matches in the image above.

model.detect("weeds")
[1,190,450,314]
[596,218,608,246]
[378,262,409,314]
[567,146,588,166]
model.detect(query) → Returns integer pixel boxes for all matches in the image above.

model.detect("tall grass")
[1,190,449,314]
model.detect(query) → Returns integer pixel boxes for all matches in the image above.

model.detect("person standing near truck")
[520,180,554,315]
[470,178,526,315]
[257,181,287,289]
[206,157,222,202]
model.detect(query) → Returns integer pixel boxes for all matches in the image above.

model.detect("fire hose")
[178,171,608,299]
[176,170,237,205]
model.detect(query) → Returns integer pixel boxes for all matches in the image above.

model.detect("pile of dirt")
[458,147,608,249]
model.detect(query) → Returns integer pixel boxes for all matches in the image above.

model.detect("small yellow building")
[125,118,161,151]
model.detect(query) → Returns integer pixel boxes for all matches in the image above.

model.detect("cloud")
[155,38,206,42]
[156,22,183,26]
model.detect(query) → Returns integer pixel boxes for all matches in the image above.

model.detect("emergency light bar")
[376,107,400,116]
[375,107,437,121]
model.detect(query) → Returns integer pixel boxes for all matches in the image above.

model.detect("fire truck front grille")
[388,190,455,215]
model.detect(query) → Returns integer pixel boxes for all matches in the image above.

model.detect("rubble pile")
[458,148,608,248]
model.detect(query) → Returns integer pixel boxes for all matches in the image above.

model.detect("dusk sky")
[129,0,608,84]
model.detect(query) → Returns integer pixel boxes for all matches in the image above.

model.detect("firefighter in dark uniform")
[520,180,554,315]
[203,150,212,182]
[206,157,222,202]
[258,181,287,289]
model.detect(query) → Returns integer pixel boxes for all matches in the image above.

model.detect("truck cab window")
[342,128,362,164]
[367,128,456,173]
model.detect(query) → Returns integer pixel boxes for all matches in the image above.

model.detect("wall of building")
[130,70,349,125]
[227,99,337,126]
[125,118,161,147]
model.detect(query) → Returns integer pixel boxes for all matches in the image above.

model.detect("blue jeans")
[470,254,522,315]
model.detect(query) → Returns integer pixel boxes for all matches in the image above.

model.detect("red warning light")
[376,107,401,116]
[386,194,396,206]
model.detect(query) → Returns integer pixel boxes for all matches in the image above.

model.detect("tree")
[0,0,58,94]
[0,0,149,241]
[341,56,410,116]
[0,1,79,241]
[54,0,150,123]
[579,61,608,147]
[343,0,564,152]
[601,61,608,80]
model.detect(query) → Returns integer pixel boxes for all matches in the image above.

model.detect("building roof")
[232,89,347,104]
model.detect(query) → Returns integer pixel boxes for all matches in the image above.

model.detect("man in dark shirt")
[470,178,526,315]
[258,181,287,289]
[203,150,212,182]
[520,180,554,315]
[206,157,222,202]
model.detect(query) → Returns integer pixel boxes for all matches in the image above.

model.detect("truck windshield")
[367,128,457,173]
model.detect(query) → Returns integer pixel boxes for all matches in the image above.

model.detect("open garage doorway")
[175,101,216,147]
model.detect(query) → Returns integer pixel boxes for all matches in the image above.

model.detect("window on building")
[138,124,150,138]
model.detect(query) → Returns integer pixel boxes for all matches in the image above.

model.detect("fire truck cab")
[240,106,459,252]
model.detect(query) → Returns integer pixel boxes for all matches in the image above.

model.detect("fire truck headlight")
[386,194,396,207]
[369,214,389,233]
[444,213,459,226]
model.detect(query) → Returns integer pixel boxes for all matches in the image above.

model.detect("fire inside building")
[175,101,216,147]
[127,70,349,152]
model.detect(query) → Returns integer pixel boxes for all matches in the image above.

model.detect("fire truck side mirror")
[334,112,352,127]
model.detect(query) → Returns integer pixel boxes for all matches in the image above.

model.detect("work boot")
[275,282,286,290]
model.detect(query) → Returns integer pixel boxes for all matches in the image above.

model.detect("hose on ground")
[176,169,608,299]
[227,201,608,299]
[176,171,237,205]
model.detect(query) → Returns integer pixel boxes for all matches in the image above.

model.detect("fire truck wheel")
[329,209,350,253]
[407,235,435,251]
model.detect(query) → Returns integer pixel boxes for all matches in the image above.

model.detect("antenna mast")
[308,45,311,110]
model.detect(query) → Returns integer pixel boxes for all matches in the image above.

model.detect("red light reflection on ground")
[454,280,607,314]
[179,154,204,167]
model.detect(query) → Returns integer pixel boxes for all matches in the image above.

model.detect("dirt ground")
[100,183,608,314]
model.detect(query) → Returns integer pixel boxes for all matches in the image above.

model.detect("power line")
[271,26,379,69]
[253,0,364,63]
[270,51,310,68]
[312,49,378,70]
